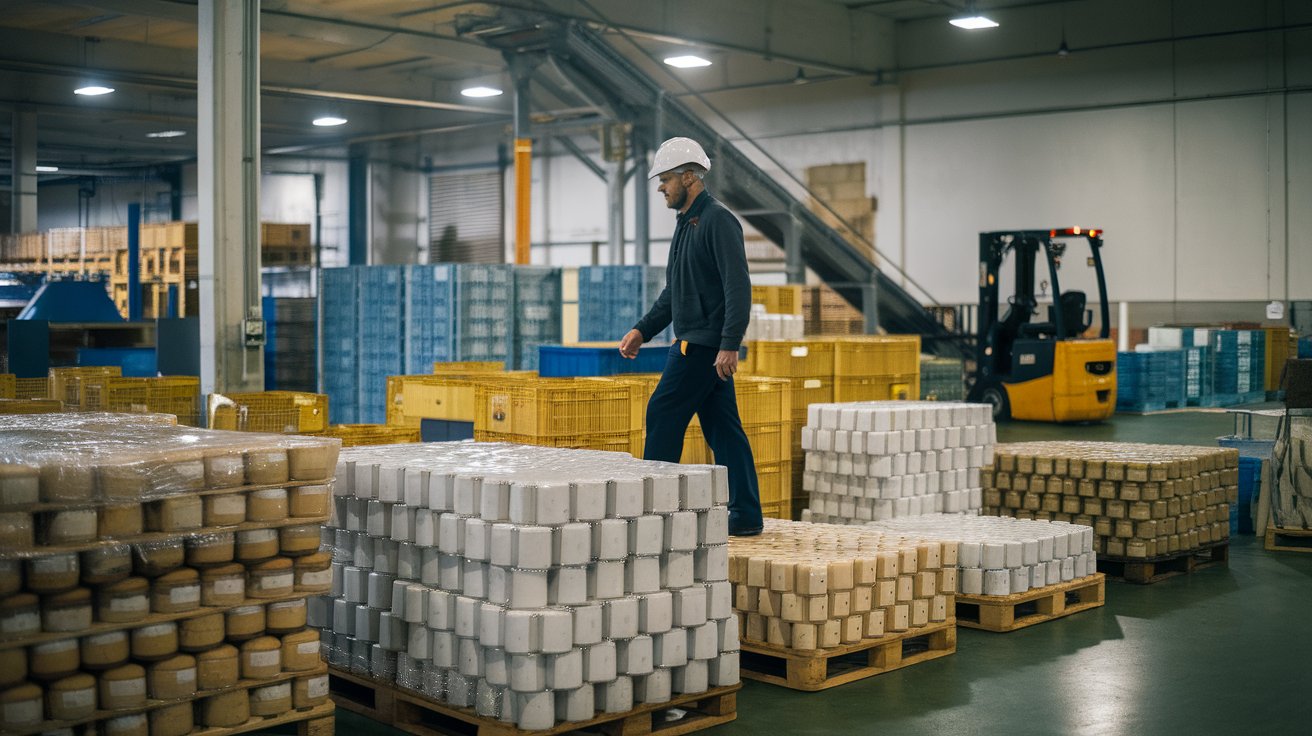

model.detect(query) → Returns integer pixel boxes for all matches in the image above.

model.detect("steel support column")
[198,0,263,394]
[862,279,880,335]
[607,160,625,265]
[785,208,804,284]
[634,139,650,265]
[348,143,369,265]
[10,110,37,234]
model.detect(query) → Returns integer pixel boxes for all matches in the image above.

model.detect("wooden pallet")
[192,701,334,736]
[1098,541,1229,584]
[1264,526,1312,553]
[329,666,739,736]
[955,573,1105,632]
[738,619,956,691]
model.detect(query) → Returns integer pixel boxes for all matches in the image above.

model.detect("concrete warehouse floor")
[318,408,1312,736]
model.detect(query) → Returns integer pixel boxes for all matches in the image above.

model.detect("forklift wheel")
[979,385,1011,422]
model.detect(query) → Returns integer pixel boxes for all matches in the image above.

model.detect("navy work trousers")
[643,341,763,531]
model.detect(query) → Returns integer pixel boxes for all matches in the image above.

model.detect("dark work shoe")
[729,526,763,537]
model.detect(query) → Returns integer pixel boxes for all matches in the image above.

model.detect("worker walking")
[619,137,763,536]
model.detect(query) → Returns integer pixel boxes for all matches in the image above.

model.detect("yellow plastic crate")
[49,366,122,406]
[80,376,201,426]
[582,374,663,431]
[391,372,536,426]
[750,284,803,315]
[0,374,14,399]
[0,398,65,414]
[759,460,792,515]
[785,377,834,423]
[14,377,48,400]
[745,340,835,378]
[473,429,641,456]
[432,361,505,374]
[681,421,790,466]
[832,334,921,378]
[209,391,328,433]
[475,379,633,437]
[833,375,919,403]
[322,424,421,447]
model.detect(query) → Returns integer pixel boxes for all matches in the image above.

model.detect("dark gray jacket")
[634,191,751,351]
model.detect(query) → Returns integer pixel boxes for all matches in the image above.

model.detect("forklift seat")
[1049,290,1090,337]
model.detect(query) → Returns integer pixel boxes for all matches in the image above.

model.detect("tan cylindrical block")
[293,672,330,709]
[203,493,247,526]
[288,484,330,518]
[150,568,200,613]
[96,577,150,624]
[103,712,149,736]
[130,622,178,661]
[249,681,292,717]
[0,593,40,639]
[0,683,44,730]
[240,636,282,679]
[81,630,130,670]
[45,508,98,545]
[278,525,319,556]
[225,604,266,641]
[97,504,144,539]
[205,449,247,489]
[148,701,194,736]
[247,558,294,599]
[186,532,236,567]
[98,664,147,710]
[265,599,307,634]
[0,511,33,548]
[246,449,290,486]
[247,488,289,522]
[0,559,20,597]
[41,587,92,632]
[179,612,225,652]
[280,629,321,671]
[39,463,95,504]
[201,563,246,607]
[146,654,197,701]
[144,495,203,532]
[235,528,279,562]
[202,688,251,727]
[0,648,27,688]
[46,672,96,721]
[196,644,240,690]
[293,551,332,593]
[81,544,133,585]
[132,539,184,577]
[30,638,80,680]
[25,553,79,594]
[0,464,39,506]
[288,443,337,482]
[98,456,152,500]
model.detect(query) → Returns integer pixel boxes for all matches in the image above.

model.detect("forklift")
[967,227,1116,422]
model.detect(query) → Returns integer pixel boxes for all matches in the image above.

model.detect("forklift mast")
[974,229,1110,388]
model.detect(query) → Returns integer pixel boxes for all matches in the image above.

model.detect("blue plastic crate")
[420,419,474,442]
[1234,455,1262,534]
[1299,335,1312,359]
[538,344,670,377]
[319,267,360,423]
[1116,350,1185,412]
[578,266,671,344]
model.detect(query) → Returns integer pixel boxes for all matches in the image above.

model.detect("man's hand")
[714,350,738,381]
[619,329,644,359]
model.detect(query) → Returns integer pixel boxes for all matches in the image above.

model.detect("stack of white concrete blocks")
[311,442,739,730]
[865,515,1096,596]
[800,402,995,524]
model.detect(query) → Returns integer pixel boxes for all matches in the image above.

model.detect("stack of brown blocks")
[982,442,1237,559]
[728,519,956,650]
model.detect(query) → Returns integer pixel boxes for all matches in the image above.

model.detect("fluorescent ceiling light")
[949,15,999,30]
[146,130,187,138]
[312,116,348,127]
[461,86,503,98]
[663,55,712,68]
[74,85,115,96]
[35,165,59,173]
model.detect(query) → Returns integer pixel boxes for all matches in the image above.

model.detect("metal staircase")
[463,13,968,357]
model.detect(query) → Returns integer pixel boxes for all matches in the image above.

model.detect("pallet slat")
[955,574,1106,632]
[1264,526,1312,554]
[1097,542,1229,584]
[738,619,956,691]
[329,667,739,736]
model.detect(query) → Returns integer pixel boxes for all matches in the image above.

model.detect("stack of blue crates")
[512,267,562,371]
[1206,329,1266,406]
[1182,345,1214,406]
[577,265,671,344]
[1235,455,1262,534]
[453,264,512,364]
[403,265,456,372]
[1299,335,1311,359]
[1116,350,1185,412]
[357,266,405,424]
[320,267,360,424]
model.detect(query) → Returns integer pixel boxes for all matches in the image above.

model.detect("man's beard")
[667,187,687,210]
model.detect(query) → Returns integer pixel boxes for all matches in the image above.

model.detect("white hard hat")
[648,137,711,179]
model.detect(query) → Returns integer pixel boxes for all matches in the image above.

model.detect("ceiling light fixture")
[312,116,348,127]
[663,55,712,69]
[460,86,503,98]
[792,67,809,86]
[146,130,187,138]
[74,85,114,96]
[35,165,59,173]
[949,15,998,30]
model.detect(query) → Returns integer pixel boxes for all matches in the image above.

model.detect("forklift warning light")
[1050,227,1101,238]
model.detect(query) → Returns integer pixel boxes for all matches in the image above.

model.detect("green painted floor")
[329,409,1312,736]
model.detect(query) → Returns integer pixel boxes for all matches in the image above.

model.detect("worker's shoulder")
[700,197,742,228]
